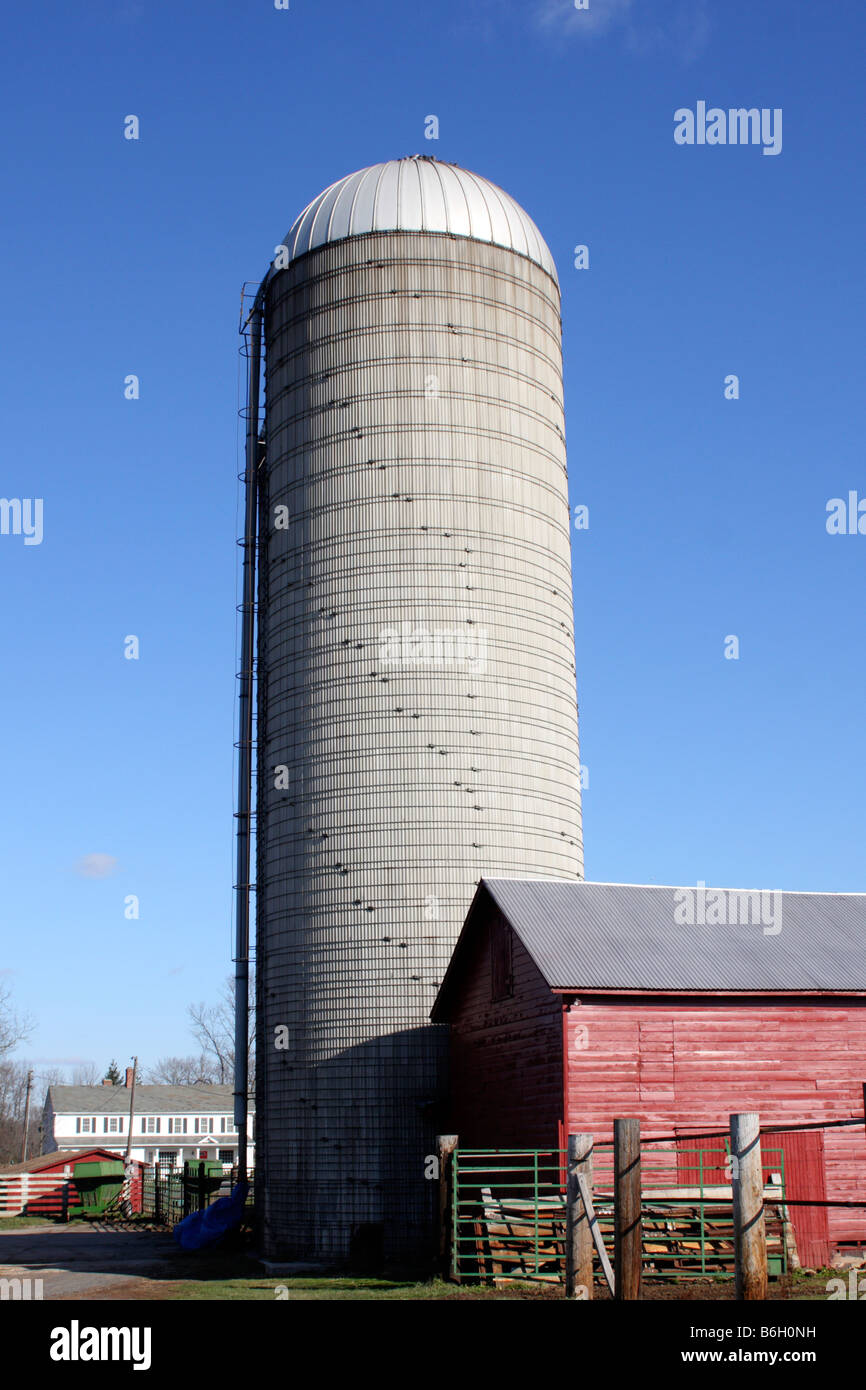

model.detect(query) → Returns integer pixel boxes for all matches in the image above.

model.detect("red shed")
[0,1148,147,1217]
[431,879,866,1267]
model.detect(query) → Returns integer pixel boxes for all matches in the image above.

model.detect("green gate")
[451,1146,788,1284]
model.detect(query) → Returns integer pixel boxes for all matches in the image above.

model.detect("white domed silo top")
[279,156,559,283]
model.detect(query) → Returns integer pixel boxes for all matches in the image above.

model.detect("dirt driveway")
[0,1225,180,1299]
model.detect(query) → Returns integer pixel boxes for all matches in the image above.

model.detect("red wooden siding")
[771,1130,829,1267]
[565,998,866,1254]
[445,905,562,1149]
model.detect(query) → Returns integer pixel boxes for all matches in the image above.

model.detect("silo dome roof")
[278,156,558,283]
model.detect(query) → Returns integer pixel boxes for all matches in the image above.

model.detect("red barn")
[431,879,866,1267]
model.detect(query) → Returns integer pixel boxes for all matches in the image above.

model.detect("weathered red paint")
[771,1130,829,1268]
[439,903,866,1262]
[446,904,562,1151]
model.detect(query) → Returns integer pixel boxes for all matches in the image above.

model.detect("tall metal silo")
[243,156,584,1263]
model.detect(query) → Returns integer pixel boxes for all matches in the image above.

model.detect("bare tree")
[188,974,255,1088]
[0,1061,59,1166]
[0,986,36,1160]
[0,1061,29,1163]
[143,1054,217,1086]
[70,1062,100,1086]
[0,983,33,1061]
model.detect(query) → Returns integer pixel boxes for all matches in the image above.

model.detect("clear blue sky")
[2,0,864,1079]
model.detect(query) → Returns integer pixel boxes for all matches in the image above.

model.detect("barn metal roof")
[278,156,559,282]
[441,879,866,1003]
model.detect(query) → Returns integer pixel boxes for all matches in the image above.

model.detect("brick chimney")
[102,1078,112,1086]
[125,1067,135,1088]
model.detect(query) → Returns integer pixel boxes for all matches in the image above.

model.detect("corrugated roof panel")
[476,174,520,256]
[398,157,424,230]
[308,175,351,250]
[372,160,401,232]
[434,160,472,238]
[481,880,866,992]
[495,184,532,262]
[346,165,380,239]
[289,190,327,259]
[418,158,448,233]
[459,168,494,244]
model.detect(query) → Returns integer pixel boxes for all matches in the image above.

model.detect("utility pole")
[124,1057,138,1160]
[21,1070,33,1162]
[120,1057,138,1218]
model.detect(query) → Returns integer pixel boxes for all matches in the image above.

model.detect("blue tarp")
[173,1181,249,1251]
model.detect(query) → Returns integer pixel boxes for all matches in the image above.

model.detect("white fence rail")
[0,1173,74,1217]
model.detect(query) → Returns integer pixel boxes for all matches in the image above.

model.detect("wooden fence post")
[731,1112,768,1300]
[614,1117,642,1300]
[436,1134,458,1280]
[565,1133,594,1299]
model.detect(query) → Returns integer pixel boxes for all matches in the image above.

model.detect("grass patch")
[112,1275,552,1301]
[106,1271,841,1302]
[0,1215,77,1231]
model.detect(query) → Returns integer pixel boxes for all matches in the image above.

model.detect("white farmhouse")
[43,1072,255,1170]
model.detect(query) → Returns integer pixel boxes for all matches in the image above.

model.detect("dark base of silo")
[254,1196,438,1273]
[253,1025,448,1271]
[255,1227,438,1273]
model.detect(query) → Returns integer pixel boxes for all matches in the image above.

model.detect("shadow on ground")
[0,1223,837,1300]
[0,1223,263,1298]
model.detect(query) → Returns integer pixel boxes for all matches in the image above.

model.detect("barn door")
[769,1130,830,1269]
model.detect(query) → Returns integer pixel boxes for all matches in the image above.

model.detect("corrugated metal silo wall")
[256,230,583,1263]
